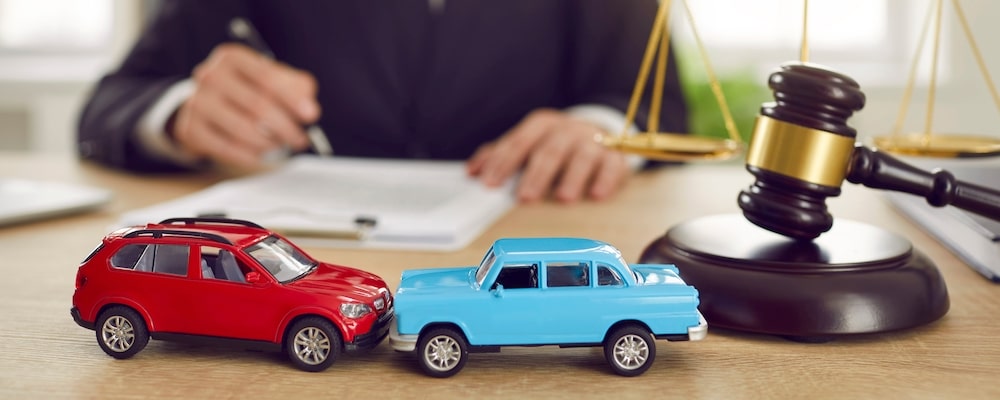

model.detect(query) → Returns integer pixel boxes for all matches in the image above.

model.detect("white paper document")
[0,179,111,226]
[119,156,515,251]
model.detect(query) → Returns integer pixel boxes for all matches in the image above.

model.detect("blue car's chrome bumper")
[688,311,708,341]
[388,319,418,352]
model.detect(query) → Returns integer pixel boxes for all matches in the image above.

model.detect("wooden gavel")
[738,62,1000,240]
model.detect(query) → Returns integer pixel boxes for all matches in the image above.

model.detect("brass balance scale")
[604,0,1000,161]
[874,0,1000,157]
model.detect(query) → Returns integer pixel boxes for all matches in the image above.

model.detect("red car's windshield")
[244,235,317,283]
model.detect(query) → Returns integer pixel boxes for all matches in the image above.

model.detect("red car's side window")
[110,244,146,270]
[110,243,190,277]
[198,246,249,283]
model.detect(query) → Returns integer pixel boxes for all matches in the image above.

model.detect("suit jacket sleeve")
[76,1,244,172]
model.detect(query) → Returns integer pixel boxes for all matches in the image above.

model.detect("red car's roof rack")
[158,217,264,230]
[123,229,232,245]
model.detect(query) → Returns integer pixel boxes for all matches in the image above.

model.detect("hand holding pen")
[228,18,333,158]
[168,17,331,168]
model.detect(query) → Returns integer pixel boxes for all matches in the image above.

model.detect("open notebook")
[119,156,515,252]
[885,165,1000,282]
[0,179,111,227]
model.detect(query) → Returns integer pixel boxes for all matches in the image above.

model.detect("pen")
[228,17,334,157]
[197,209,378,240]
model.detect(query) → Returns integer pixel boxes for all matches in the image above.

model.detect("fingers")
[173,43,319,167]
[586,152,629,201]
[475,109,555,186]
[548,138,602,202]
[518,120,581,202]
[197,60,309,150]
[173,99,261,168]
[521,122,621,203]
[205,43,320,124]
[465,143,494,177]
[467,109,632,203]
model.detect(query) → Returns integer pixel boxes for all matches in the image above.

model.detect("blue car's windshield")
[474,248,497,287]
[613,250,640,283]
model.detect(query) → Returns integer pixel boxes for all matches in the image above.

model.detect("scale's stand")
[873,0,1000,157]
[601,0,742,161]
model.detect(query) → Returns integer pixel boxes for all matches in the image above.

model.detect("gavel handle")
[846,144,1000,221]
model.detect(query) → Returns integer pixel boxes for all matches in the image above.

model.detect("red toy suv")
[71,218,393,372]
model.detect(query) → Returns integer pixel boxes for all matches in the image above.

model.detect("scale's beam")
[602,133,741,162]
[874,134,1000,158]
[874,0,1000,158]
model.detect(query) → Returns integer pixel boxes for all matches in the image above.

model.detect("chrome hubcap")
[424,335,461,371]
[293,327,331,365]
[101,316,135,352]
[613,334,649,370]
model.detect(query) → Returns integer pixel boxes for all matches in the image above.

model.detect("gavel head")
[738,62,867,240]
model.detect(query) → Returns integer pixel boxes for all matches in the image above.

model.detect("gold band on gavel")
[746,116,857,187]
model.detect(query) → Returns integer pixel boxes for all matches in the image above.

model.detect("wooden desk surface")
[2,153,997,399]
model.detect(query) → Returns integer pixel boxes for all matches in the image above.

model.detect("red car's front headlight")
[340,303,373,319]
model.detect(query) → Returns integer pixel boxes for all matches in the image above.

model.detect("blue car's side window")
[495,264,538,289]
[546,262,590,288]
[597,263,624,287]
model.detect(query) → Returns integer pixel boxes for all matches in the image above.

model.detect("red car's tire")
[96,306,149,359]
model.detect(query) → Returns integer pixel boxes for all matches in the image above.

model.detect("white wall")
[0,0,143,154]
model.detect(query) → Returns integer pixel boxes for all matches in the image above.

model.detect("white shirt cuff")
[136,78,203,166]
[564,104,646,170]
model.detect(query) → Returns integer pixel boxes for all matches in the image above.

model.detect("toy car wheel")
[604,325,656,377]
[96,306,149,359]
[417,327,468,378]
[286,317,342,372]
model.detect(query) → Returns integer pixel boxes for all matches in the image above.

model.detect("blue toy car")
[390,238,706,377]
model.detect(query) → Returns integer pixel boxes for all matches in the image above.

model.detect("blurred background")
[1,0,998,155]
[0,0,153,154]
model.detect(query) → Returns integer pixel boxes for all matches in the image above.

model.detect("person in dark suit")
[77,0,687,203]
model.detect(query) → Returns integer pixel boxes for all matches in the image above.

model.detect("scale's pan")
[873,133,1000,158]
[602,132,743,161]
